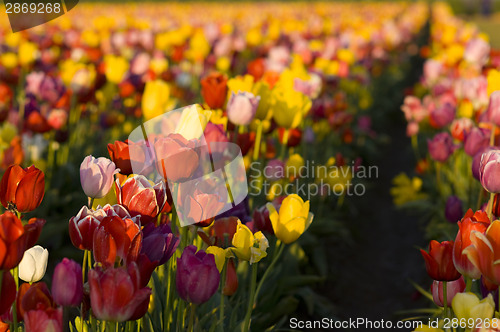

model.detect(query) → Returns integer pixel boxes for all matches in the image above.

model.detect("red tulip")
[24,218,46,250]
[200,72,227,109]
[107,140,152,176]
[453,209,490,279]
[0,271,16,316]
[93,216,141,267]
[0,165,45,213]
[21,282,56,314]
[179,180,227,227]
[88,263,151,322]
[252,205,274,235]
[223,259,238,296]
[24,307,62,332]
[0,212,27,270]
[115,175,169,224]
[420,240,460,281]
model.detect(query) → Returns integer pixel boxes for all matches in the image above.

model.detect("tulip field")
[3,1,500,331]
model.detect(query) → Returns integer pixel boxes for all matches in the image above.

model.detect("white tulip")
[18,245,49,283]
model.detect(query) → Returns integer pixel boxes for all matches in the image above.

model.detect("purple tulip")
[227,91,260,126]
[487,91,500,126]
[480,149,500,193]
[80,155,119,198]
[430,103,455,128]
[464,127,490,156]
[176,245,220,304]
[445,196,463,223]
[264,159,285,181]
[141,223,179,265]
[39,75,65,105]
[52,258,83,307]
[427,132,455,162]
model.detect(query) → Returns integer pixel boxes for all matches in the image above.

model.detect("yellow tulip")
[227,75,254,97]
[286,154,305,180]
[267,194,314,244]
[206,246,229,272]
[19,42,38,67]
[142,80,171,121]
[270,87,311,129]
[487,69,500,97]
[231,221,268,264]
[104,55,129,84]
[175,104,212,140]
[452,293,495,327]
[0,53,18,70]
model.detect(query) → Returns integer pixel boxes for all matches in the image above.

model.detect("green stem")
[435,162,442,197]
[252,120,263,162]
[81,250,88,332]
[443,281,448,319]
[242,263,258,332]
[88,197,95,209]
[279,129,289,161]
[491,124,497,146]
[254,242,284,307]
[163,261,172,331]
[465,277,472,293]
[219,259,228,331]
[188,304,196,332]
[12,266,18,332]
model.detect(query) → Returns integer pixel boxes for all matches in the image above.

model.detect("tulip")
[465,38,490,65]
[107,140,150,175]
[0,212,27,270]
[21,282,56,313]
[176,245,220,304]
[227,91,260,126]
[401,95,427,123]
[180,181,227,227]
[452,293,495,323]
[432,277,465,307]
[252,206,274,235]
[142,80,171,121]
[454,209,490,279]
[89,263,151,322]
[420,240,460,281]
[223,259,238,296]
[427,132,455,163]
[481,150,500,193]
[465,128,490,157]
[0,164,45,213]
[473,147,497,180]
[451,118,474,142]
[264,159,285,181]
[231,220,269,264]
[153,133,199,182]
[0,271,15,316]
[465,221,500,285]
[445,196,463,224]
[199,217,239,248]
[174,104,212,141]
[104,55,129,84]
[80,155,119,199]
[52,258,83,307]
[115,175,168,224]
[266,194,314,244]
[19,245,48,283]
[201,72,228,109]
[24,307,63,332]
[141,223,179,265]
[429,103,455,129]
[271,87,311,129]
[93,216,141,267]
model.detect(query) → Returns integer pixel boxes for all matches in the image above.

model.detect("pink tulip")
[80,155,119,198]
[227,91,260,126]
[52,258,83,307]
[431,277,465,307]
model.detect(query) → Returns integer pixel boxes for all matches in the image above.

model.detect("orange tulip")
[0,212,27,270]
[0,164,45,213]
[465,221,500,285]
[201,72,227,109]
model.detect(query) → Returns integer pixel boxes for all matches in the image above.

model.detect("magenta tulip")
[480,149,500,193]
[52,258,83,307]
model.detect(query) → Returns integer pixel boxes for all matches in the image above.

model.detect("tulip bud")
[445,196,463,223]
[480,150,500,193]
[227,91,259,126]
[427,132,455,163]
[80,155,119,199]
[176,245,220,304]
[18,245,48,283]
[465,128,490,157]
[223,259,238,296]
[421,240,461,281]
[430,103,455,129]
[52,258,83,307]
[432,277,466,307]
